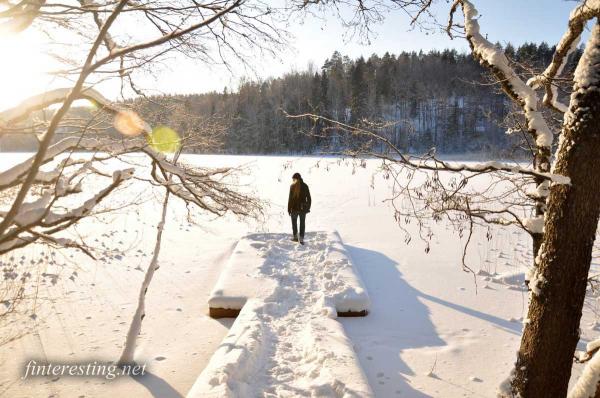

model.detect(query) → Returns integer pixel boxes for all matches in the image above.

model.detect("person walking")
[287,172,311,244]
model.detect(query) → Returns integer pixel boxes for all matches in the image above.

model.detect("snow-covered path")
[188,232,373,397]
[259,233,342,394]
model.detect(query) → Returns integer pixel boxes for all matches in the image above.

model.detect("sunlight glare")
[0,32,54,111]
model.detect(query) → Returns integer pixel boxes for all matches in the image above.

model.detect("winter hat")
[292,172,302,180]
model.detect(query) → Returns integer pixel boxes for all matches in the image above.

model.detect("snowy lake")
[0,153,598,397]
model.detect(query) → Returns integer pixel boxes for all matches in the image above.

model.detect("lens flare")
[147,126,181,153]
[114,110,145,136]
[87,99,99,110]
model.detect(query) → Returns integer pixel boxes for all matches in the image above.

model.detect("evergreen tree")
[350,57,369,124]
[107,43,574,156]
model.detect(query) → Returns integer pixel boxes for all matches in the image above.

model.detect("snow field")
[2,154,599,397]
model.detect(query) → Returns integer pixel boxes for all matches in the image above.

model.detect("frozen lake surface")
[0,153,597,397]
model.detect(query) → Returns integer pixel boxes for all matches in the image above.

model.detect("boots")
[291,234,298,242]
[299,236,304,245]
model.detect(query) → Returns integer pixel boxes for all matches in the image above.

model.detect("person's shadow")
[340,245,441,397]
[340,245,523,397]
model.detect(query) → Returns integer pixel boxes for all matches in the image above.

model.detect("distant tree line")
[148,42,579,156]
[1,42,580,156]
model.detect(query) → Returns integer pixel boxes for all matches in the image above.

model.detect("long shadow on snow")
[132,371,184,398]
[340,245,522,398]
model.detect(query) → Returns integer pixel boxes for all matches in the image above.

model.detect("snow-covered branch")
[563,19,600,134]
[0,0,128,242]
[527,0,600,113]
[447,0,553,151]
[0,0,278,245]
[569,338,600,398]
[0,131,260,257]
[0,87,104,125]
[0,0,44,35]
[444,0,561,258]
[0,87,148,131]
[0,167,132,256]
[0,136,133,189]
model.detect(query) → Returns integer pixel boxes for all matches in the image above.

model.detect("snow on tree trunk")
[506,21,600,397]
[118,190,170,365]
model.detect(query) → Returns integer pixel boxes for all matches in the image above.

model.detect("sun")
[0,31,54,111]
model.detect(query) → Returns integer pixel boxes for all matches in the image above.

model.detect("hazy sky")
[0,1,587,110]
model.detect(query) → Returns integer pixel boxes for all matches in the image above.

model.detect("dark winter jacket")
[288,181,311,214]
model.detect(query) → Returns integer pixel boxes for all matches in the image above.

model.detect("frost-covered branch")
[0,0,276,349]
[291,112,552,261]
[0,133,261,255]
[0,0,284,242]
[149,158,261,218]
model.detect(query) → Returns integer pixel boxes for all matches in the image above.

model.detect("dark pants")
[291,212,306,238]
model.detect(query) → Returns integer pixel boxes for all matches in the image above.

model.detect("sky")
[0,0,588,110]
[195,0,585,92]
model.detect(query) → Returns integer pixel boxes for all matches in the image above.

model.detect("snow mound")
[490,270,527,290]
[208,231,370,315]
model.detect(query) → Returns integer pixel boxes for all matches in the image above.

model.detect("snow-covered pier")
[208,231,370,318]
[187,231,372,397]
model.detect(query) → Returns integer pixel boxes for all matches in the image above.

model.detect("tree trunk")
[509,22,600,397]
[118,190,170,365]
